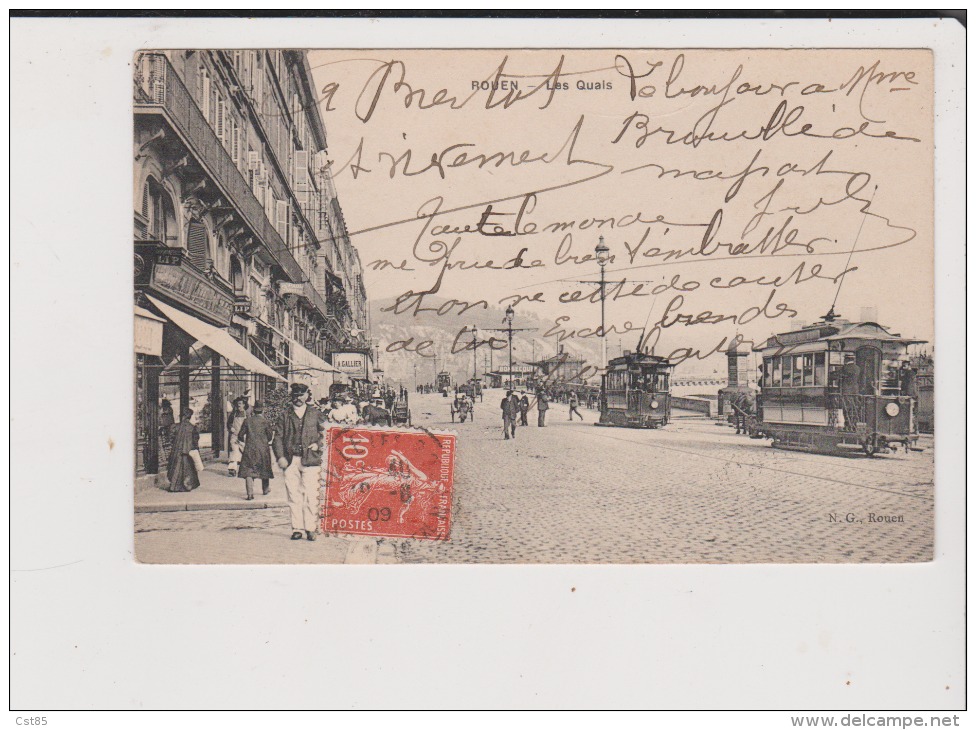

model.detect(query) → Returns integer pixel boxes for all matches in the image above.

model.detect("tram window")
[814,352,826,385]
[792,355,803,387]
[771,357,781,386]
[661,373,669,391]
[802,354,814,386]
[781,356,790,386]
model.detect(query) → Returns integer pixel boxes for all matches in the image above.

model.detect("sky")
[306,49,934,373]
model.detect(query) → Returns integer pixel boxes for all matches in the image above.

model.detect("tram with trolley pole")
[597,351,675,428]
[751,309,925,456]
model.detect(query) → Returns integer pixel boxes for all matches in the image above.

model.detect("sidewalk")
[134,460,290,513]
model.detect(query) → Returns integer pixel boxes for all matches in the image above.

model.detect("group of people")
[163,381,412,542]
[498,388,587,439]
[451,392,475,423]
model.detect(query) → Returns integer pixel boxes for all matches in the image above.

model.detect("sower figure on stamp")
[272,383,326,541]
[519,393,530,426]
[237,401,274,501]
[537,390,549,427]
[501,389,518,440]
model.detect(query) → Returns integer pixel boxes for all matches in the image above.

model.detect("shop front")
[135,242,284,476]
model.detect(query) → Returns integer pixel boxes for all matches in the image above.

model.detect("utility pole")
[485,305,534,391]
[471,326,478,382]
[576,236,655,409]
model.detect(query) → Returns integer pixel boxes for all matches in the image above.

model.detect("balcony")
[134,53,305,285]
[278,280,332,324]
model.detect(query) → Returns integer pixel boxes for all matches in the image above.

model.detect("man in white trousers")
[272,383,326,541]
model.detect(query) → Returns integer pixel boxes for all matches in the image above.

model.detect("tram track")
[586,428,933,501]
[671,422,930,479]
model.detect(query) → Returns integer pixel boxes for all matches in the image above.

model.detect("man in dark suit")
[272,383,326,541]
[501,390,519,440]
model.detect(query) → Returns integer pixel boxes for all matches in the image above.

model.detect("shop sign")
[331,351,367,378]
[152,263,232,323]
[134,313,164,356]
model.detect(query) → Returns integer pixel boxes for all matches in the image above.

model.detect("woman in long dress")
[226,397,248,476]
[166,407,200,492]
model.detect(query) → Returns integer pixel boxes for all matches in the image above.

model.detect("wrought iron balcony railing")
[134,52,306,287]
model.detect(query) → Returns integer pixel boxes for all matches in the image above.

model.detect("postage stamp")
[322,426,456,541]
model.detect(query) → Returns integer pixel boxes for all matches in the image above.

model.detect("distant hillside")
[370,296,600,387]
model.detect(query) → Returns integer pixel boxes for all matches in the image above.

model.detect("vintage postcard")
[133,47,934,564]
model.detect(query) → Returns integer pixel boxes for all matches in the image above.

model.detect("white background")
[8,16,966,715]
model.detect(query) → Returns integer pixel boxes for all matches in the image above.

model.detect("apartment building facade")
[133,49,369,476]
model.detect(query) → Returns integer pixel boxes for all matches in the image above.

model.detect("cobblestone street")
[135,389,934,564]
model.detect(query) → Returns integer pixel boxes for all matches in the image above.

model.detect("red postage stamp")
[322,426,456,541]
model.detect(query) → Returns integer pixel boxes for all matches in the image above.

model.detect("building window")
[187,221,212,271]
[230,256,244,293]
[143,177,177,245]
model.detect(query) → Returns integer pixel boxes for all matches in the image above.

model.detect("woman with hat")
[236,401,275,501]
[226,396,249,476]
[166,407,201,492]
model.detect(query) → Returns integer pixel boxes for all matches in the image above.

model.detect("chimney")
[860,306,878,322]
[790,320,808,331]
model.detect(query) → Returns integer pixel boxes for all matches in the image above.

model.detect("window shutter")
[187,221,211,270]
[209,85,217,127]
[151,187,164,240]
[231,122,239,165]
[216,96,225,141]
[150,56,166,103]
[256,161,266,205]
[276,200,289,235]
[201,69,210,119]
[294,150,309,206]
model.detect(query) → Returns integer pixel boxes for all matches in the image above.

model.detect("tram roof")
[607,351,674,368]
[755,320,926,352]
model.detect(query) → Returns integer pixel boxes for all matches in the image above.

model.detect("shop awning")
[147,295,285,381]
[287,341,343,374]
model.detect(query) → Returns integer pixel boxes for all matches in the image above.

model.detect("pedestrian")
[166,407,201,492]
[501,389,519,439]
[568,390,583,421]
[330,394,359,424]
[519,393,530,426]
[226,397,248,476]
[158,398,175,460]
[537,390,549,427]
[272,383,326,541]
[236,401,274,500]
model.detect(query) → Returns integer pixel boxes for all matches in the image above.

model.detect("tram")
[598,352,675,428]
[435,371,452,394]
[753,316,925,455]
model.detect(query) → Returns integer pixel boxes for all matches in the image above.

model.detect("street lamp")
[595,235,611,410]
[471,325,478,382]
[504,304,515,390]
